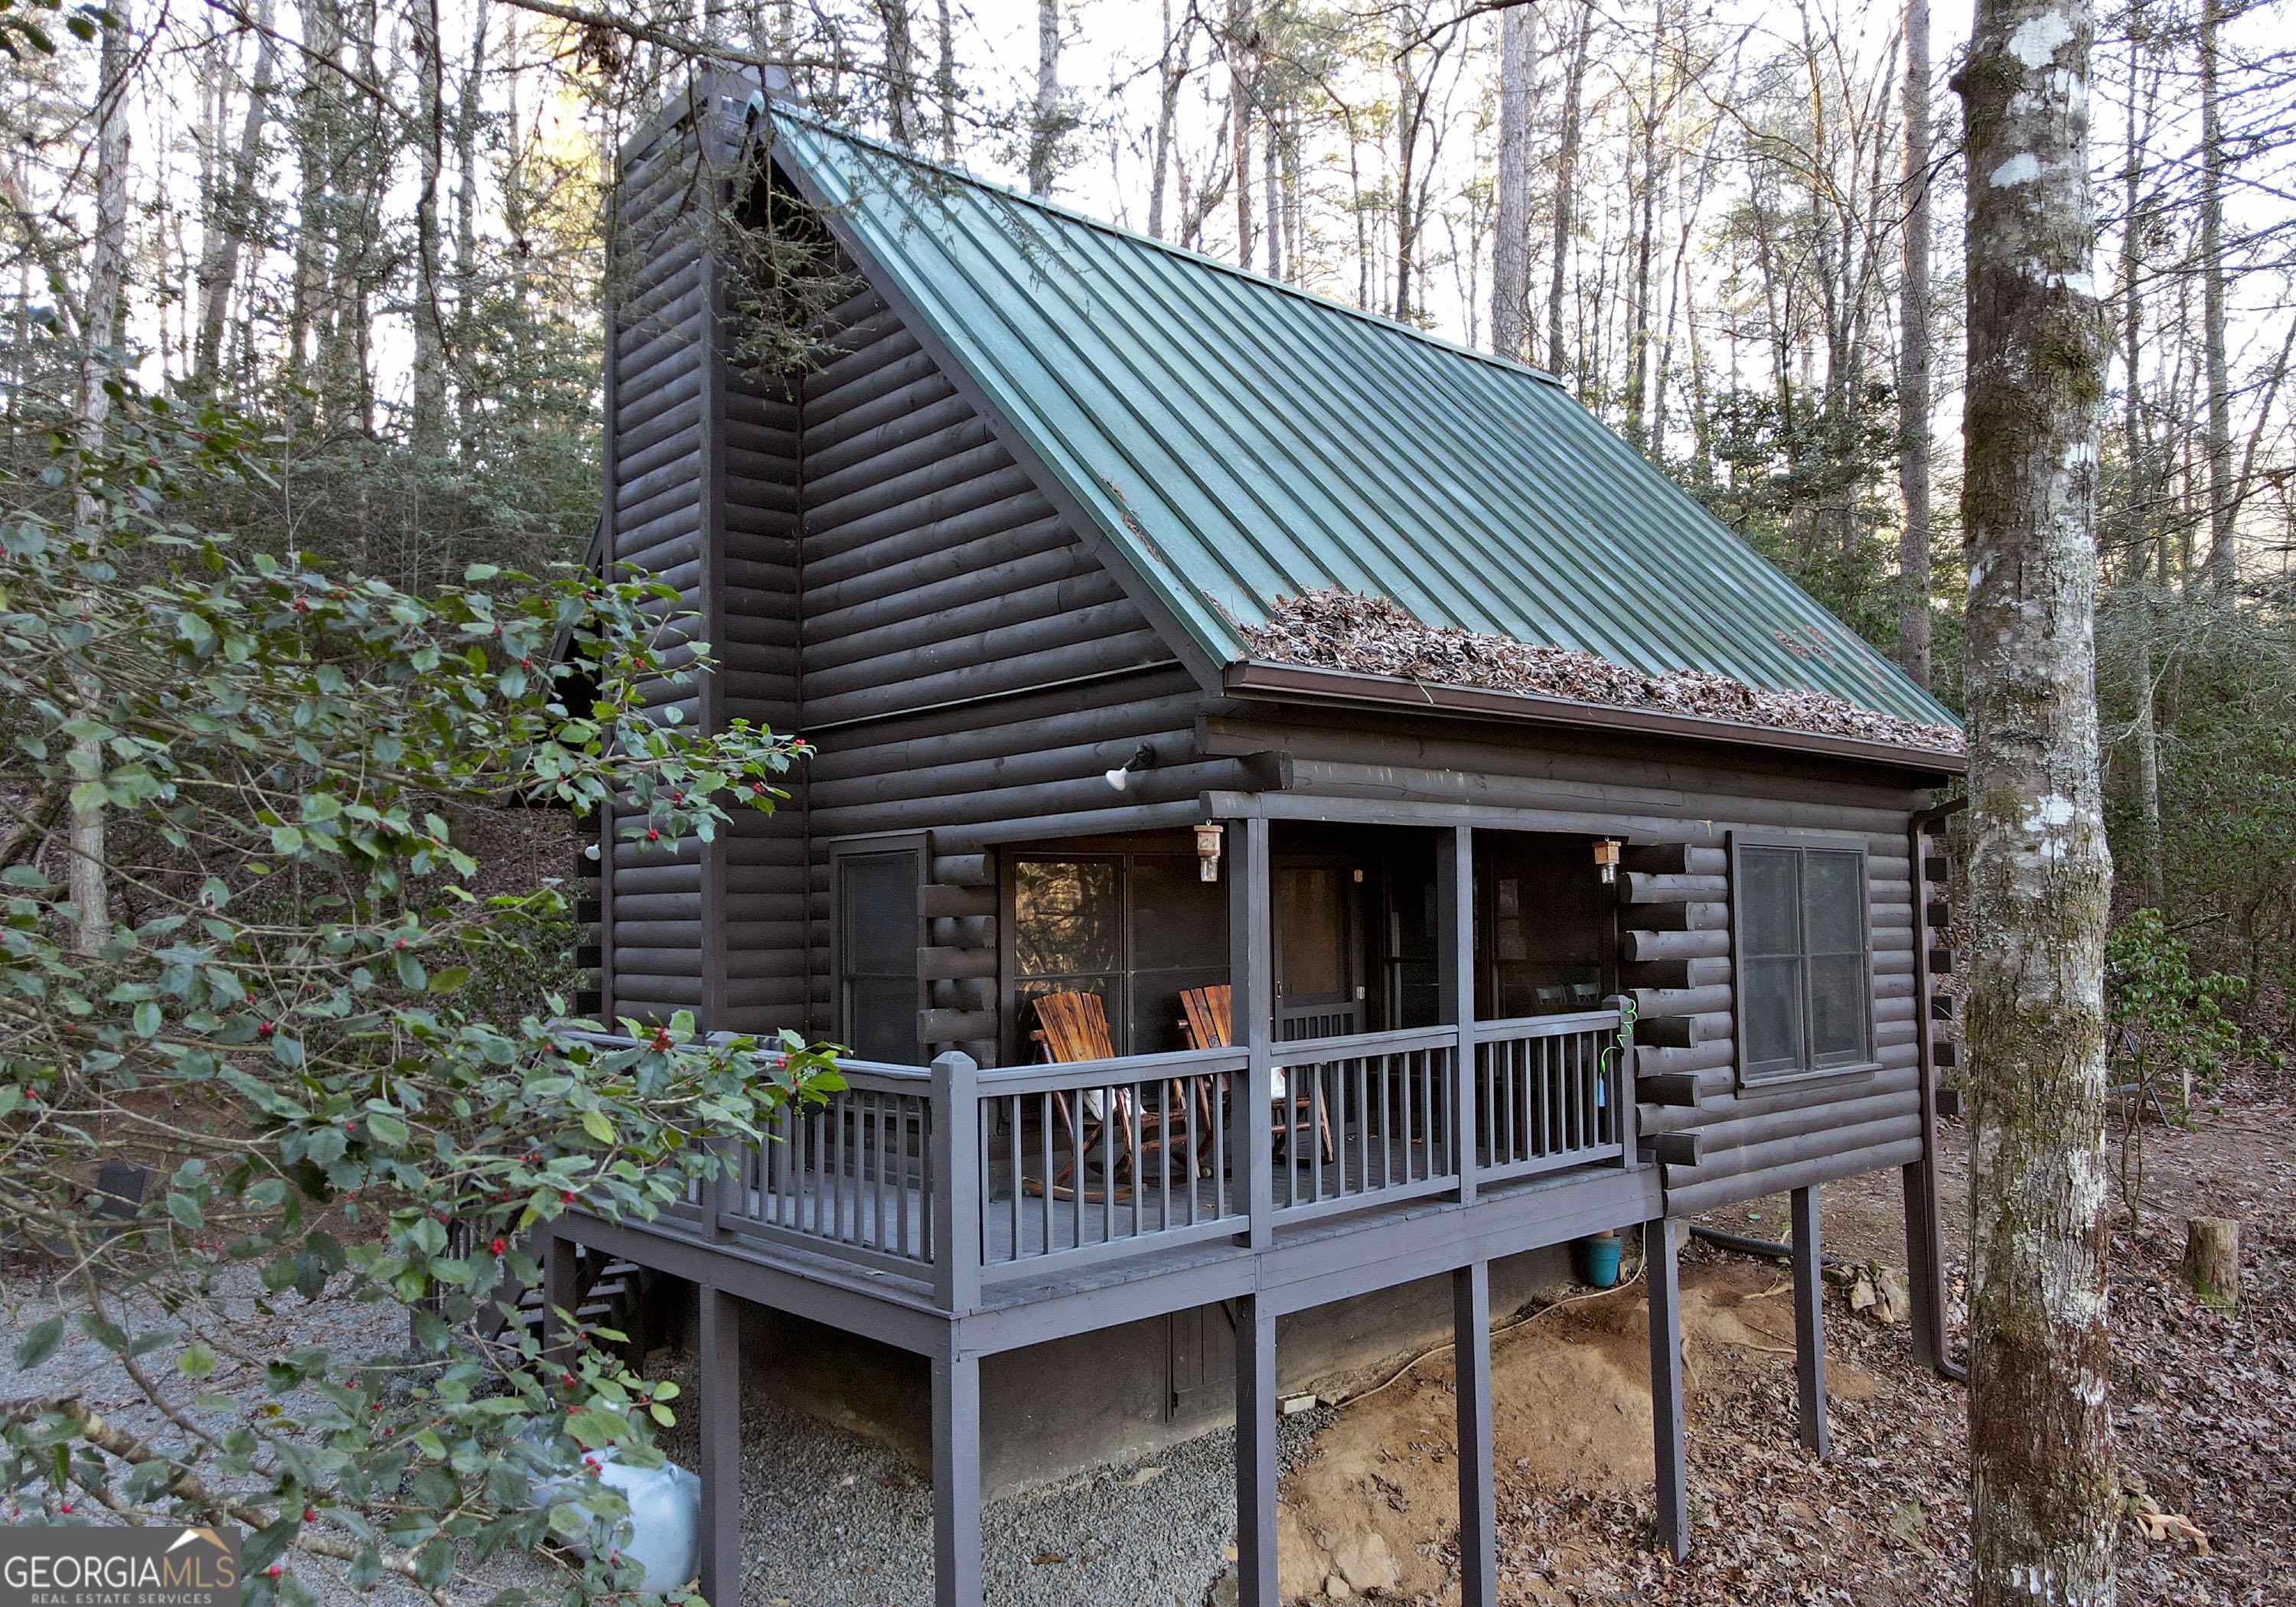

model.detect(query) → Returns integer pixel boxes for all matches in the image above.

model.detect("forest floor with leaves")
[1276,1067,2296,1607]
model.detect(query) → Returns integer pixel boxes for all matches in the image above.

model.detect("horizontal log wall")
[598,112,713,1027]
[1209,715,1942,1214]
[794,284,1189,1061]
[714,282,807,1035]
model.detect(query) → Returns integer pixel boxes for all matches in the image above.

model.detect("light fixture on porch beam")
[1104,744,1156,793]
[1593,839,1622,885]
[1195,821,1225,882]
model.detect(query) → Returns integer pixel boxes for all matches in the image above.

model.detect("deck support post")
[1790,1185,1829,1456]
[1234,1294,1279,1607]
[696,1284,742,1606]
[541,1231,579,1367]
[1229,816,1274,1248]
[1437,824,1477,1201]
[1645,1216,1689,1560]
[1453,1259,1497,1607]
[1902,1158,1945,1373]
[931,1344,983,1607]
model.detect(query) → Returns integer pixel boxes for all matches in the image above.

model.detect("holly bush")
[0,376,834,1604]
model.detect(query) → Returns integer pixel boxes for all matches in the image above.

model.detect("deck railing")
[598,1003,1633,1308]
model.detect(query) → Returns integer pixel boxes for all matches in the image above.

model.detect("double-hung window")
[833,841,923,1064]
[1731,836,1874,1084]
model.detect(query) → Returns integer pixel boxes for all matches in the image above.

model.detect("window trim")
[1727,831,1879,1089]
[827,832,928,1066]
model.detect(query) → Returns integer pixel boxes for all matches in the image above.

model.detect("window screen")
[837,850,919,1064]
[1733,840,1872,1083]
[1012,852,1227,1058]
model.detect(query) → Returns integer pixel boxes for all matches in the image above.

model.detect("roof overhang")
[1222,660,1968,780]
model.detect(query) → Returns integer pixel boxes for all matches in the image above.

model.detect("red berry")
[645,827,660,843]
[58,1502,72,1514]
[267,1564,282,1578]
[559,1189,576,1203]
[489,1237,507,1255]
[302,1508,317,1523]
[256,1020,275,1038]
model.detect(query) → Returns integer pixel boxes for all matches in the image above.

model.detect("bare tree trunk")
[454,0,488,459]
[73,0,134,954]
[1029,0,1058,191]
[1623,0,1665,452]
[411,0,448,458]
[1281,109,1303,280]
[2200,0,2235,590]
[879,0,918,148]
[1228,0,1253,267]
[1146,0,1183,239]
[1492,2,1535,360]
[1897,0,1935,686]
[936,0,957,159]
[1955,0,2119,1597]
[194,0,279,390]
[1391,23,1420,321]
[2122,23,2167,912]
[1547,0,1592,376]
[1263,86,1282,275]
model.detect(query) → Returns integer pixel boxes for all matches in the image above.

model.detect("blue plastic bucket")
[1577,1233,1623,1289]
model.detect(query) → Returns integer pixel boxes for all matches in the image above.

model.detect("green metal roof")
[762,104,1958,731]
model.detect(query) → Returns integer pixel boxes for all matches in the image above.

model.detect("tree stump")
[2183,1217,2241,1309]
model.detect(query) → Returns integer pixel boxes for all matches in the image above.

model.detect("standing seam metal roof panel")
[765,105,1960,729]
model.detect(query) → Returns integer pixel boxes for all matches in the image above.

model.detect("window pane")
[1132,966,1229,1055]
[1809,953,1868,1061]
[1738,849,1800,955]
[1015,859,1122,977]
[846,976,916,1063]
[843,853,915,970]
[1803,851,1864,953]
[1277,866,1345,997]
[1130,856,1228,972]
[1743,954,1805,1070]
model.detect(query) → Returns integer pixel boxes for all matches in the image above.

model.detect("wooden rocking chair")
[1025,991,1189,1202]
[1176,985,1334,1164]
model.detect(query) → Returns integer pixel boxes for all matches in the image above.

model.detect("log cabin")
[548,67,1966,1607]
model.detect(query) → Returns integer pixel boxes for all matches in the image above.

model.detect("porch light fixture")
[1593,839,1622,885]
[1104,744,1156,793]
[1195,821,1225,882]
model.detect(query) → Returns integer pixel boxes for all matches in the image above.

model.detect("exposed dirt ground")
[1272,1078,2296,1605]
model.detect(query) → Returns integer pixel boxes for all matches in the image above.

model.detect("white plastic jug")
[539,1447,703,1592]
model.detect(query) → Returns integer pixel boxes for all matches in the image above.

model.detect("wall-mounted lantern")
[1195,822,1225,882]
[1593,839,1622,885]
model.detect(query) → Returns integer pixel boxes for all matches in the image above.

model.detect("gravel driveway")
[3,1273,1320,1607]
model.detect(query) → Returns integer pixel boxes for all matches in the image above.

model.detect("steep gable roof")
[753,97,1958,736]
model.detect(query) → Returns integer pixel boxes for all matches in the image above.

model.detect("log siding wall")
[794,282,1195,1064]
[600,110,712,1028]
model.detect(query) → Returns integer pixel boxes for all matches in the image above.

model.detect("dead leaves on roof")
[1240,588,1966,755]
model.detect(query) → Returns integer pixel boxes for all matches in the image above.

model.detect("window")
[1731,838,1873,1083]
[834,846,921,1064]
[1008,850,1228,1059]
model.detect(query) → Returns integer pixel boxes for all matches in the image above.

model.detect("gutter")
[1222,660,1968,778]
